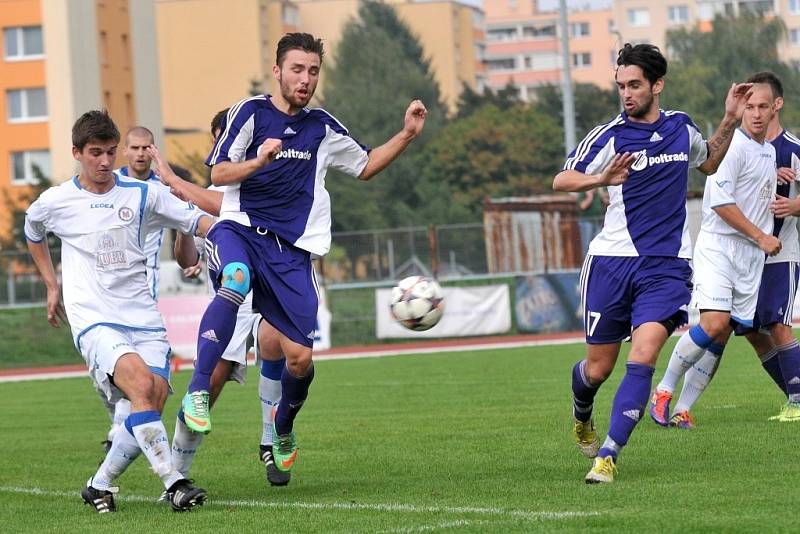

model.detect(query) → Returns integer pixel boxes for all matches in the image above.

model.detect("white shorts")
[692,231,765,326]
[79,325,172,403]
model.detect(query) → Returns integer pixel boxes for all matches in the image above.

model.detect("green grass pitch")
[0,336,796,532]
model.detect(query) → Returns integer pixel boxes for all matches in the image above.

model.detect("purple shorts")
[206,220,318,348]
[735,261,798,335]
[581,255,693,344]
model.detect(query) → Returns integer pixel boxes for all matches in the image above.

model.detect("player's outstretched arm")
[174,231,201,269]
[697,83,753,175]
[210,138,282,186]
[26,239,67,327]
[714,204,781,256]
[359,100,427,181]
[553,152,635,192]
[146,145,224,216]
[771,194,800,218]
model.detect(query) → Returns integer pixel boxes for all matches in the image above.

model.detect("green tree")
[534,83,620,146]
[456,81,521,119]
[419,103,563,219]
[663,13,800,133]
[1,167,56,251]
[321,0,449,231]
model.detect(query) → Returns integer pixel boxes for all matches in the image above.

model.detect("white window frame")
[7,88,48,123]
[3,26,44,61]
[667,5,689,25]
[10,150,50,185]
[572,52,592,68]
[627,8,650,27]
[570,22,590,38]
[792,0,800,15]
[791,28,800,46]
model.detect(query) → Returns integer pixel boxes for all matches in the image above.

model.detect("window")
[529,52,559,71]
[522,24,556,39]
[627,8,650,27]
[698,4,714,20]
[120,33,130,70]
[668,5,689,24]
[3,26,44,60]
[572,52,591,68]
[282,4,299,26]
[790,28,800,46]
[486,58,515,71]
[7,88,47,122]
[792,0,800,14]
[11,150,50,184]
[570,22,590,37]
[487,27,517,42]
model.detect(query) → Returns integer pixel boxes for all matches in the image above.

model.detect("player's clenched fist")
[402,100,427,139]
[258,138,283,166]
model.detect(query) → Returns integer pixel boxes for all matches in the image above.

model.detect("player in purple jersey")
[553,43,753,483]
[157,33,427,476]
[164,109,292,488]
[654,72,800,427]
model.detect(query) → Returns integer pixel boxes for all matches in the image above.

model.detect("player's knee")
[221,261,251,297]
[286,350,313,377]
[584,360,613,384]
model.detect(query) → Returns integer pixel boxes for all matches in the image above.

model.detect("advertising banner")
[375,284,511,339]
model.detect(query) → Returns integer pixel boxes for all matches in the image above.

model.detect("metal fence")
[0,217,606,307]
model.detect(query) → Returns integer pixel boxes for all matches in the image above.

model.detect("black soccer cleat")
[260,445,291,486]
[81,482,117,513]
[167,479,207,512]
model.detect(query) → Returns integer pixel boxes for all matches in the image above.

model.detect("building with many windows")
[483,0,617,100]
[0,0,162,241]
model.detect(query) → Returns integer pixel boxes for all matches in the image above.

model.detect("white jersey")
[116,167,167,298]
[24,174,203,348]
[767,130,800,264]
[701,128,776,239]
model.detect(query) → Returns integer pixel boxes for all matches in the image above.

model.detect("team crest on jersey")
[631,150,648,171]
[118,206,134,222]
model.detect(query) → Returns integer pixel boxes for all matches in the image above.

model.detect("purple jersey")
[564,111,708,258]
[206,95,370,256]
[767,130,800,263]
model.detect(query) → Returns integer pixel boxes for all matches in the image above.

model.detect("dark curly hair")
[616,43,667,86]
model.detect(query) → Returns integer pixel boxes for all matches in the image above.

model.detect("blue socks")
[599,362,654,460]
[572,360,600,423]
[275,364,315,435]
[777,340,800,402]
[760,348,786,396]
[189,293,242,392]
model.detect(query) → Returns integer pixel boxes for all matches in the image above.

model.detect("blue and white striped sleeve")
[314,108,370,177]
[562,117,621,175]
[205,98,261,166]
[686,117,708,169]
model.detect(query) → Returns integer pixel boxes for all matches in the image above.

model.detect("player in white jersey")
[94,126,166,453]
[25,110,211,513]
[651,83,781,426]
[166,109,291,487]
[659,72,800,427]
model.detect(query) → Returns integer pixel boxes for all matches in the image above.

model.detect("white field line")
[0,336,586,384]
[0,485,601,521]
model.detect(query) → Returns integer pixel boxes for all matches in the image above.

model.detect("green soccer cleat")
[182,391,211,434]
[272,406,299,473]
[585,455,617,484]
[573,417,600,458]
[777,401,800,422]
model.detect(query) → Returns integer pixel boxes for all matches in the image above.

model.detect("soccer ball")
[389,276,445,331]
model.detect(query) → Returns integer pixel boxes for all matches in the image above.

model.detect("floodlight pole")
[559,0,576,154]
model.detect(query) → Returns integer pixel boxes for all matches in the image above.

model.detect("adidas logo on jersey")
[789,376,800,385]
[649,131,662,142]
[201,329,219,343]
[623,409,641,421]
[283,126,297,135]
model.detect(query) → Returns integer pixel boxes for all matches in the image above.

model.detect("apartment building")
[0,0,162,240]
